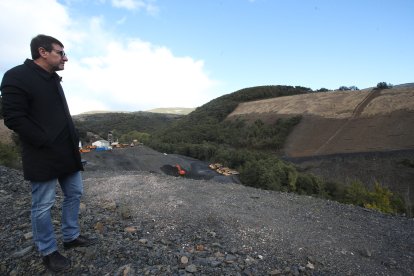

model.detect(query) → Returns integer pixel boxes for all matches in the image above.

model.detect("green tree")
[119,131,150,144]
[338,86,351,91]
[239,156,297,192]
[376,82,393,89]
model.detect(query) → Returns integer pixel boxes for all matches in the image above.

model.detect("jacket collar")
[24,59,61,82]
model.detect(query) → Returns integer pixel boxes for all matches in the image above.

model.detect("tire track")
[314,89,382,155]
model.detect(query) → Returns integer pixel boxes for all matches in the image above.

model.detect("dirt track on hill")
[228,87,414,157]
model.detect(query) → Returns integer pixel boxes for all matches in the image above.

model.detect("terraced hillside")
[228,85,414,157]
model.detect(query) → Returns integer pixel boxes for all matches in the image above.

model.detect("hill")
[146,107,195,115]
[73,111,185,142]
[225,86,414,215]
[77,107,195,115]
[228,86,414,157]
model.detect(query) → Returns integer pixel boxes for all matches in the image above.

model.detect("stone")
[79,202,87,213]
[138,238,148,244]
[211,242,223,248]
[119,205,132,219]
[360,248,372,257]
[180,256,189,264]
[214,252,225,258]
[124,226,138,233]
[23,232,33,240]
[185,264,197,273]
[268,269,282,275]
[12,246,32,258]
[245,255,256,265]
[115,264,134,276]
[306,262,315,270]
[211,260,222,267]
[95,221,104,234]
[102,200,117,211]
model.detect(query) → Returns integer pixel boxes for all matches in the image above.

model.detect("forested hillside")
[149,85,308,146]
[73,111,184,143]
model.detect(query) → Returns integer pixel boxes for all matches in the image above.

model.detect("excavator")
[175,164,186,176]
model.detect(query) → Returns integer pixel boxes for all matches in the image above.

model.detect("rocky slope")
[1,165,413,276]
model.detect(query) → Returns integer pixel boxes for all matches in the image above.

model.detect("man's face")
[45,43,68,72]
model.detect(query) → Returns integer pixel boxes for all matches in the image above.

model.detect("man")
[0,34,96,272]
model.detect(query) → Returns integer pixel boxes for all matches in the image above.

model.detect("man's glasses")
[52,49,66,58]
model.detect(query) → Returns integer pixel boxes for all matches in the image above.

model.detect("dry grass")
[228,87,414,157]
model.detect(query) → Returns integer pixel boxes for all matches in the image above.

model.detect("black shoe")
[63,235,97,249]
[42,251,71,272]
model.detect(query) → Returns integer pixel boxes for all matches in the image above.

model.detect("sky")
[0,0,413,115]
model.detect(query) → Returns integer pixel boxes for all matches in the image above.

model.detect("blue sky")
[0,0,413,115]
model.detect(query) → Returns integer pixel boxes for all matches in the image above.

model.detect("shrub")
[295,174,323,195]
[343,180,369,206]
[364,182,396,214]
[399,159,414,168]
[323,181,345,200]
[0,142,21,169]
[239,159,282,190]
[343,181,404,214]
[239,156,298,192]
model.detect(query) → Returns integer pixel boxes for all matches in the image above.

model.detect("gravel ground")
[1,159,413,275]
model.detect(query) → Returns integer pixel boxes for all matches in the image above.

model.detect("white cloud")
[64,39,217,114]
[0,0,71,72]
[111,0,159,14]
[112,0,143,10]
[116,16,127,25]
[0,0,217,115]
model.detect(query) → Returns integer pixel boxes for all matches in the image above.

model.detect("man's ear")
[38,47,48,58]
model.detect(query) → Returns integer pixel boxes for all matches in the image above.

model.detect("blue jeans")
[31,171,83,256]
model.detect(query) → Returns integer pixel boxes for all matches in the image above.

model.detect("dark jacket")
[0,59,83,181]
